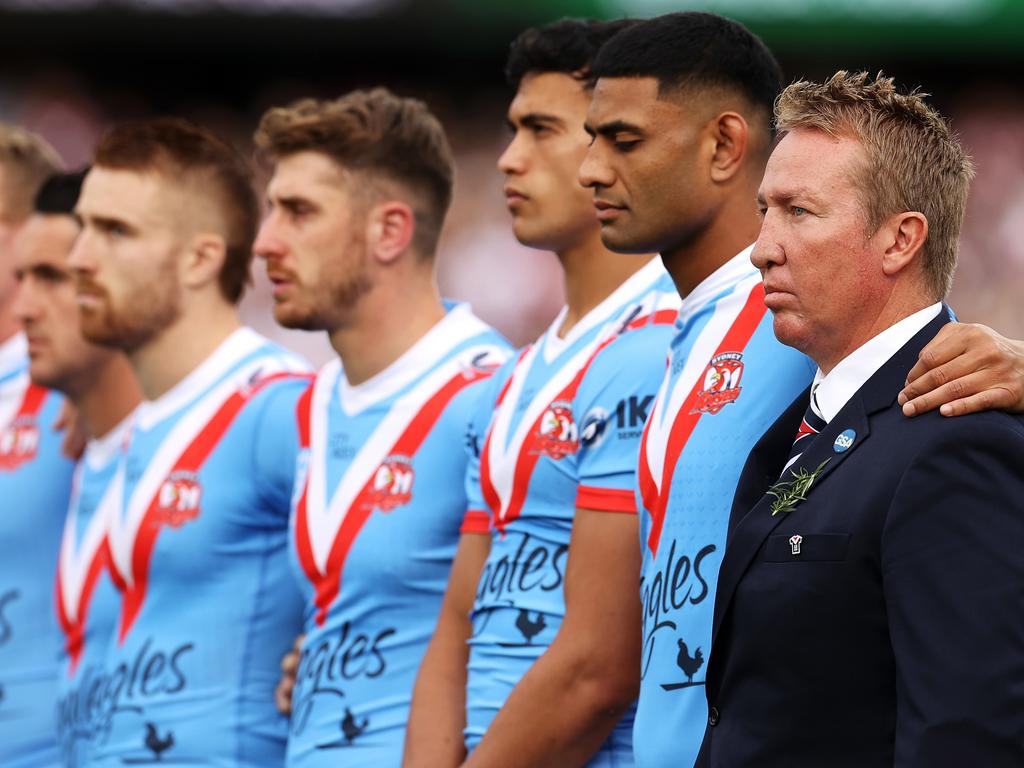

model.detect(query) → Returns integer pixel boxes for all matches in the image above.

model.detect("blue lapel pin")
[833,429,856,453]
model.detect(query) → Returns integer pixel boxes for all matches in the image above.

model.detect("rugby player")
[0,122,72,767]
[405,20,679,767]
[12,170,142,767]
[582,11,1024,766]
[253,88,510,766]
[69,118,308,765]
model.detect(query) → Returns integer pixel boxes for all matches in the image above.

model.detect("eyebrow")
[586,119,645,138]
[509,112,566,131]
[758,188,825,208]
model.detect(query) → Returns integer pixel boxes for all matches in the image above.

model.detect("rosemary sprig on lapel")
[768,458,830,517]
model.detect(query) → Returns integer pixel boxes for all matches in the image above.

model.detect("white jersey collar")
[133,327,268,430]
[812,302,943,423]
[337,302,490,416]
[0,332,27,378]
[676,245,757,326]
[542,256,665,361]
[83,409,136,471]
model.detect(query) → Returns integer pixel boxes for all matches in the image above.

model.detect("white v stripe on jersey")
[0,371,29,429]
[58,465,115,622]
[487,289,663,524]
[302,345,501,572]
[642,270,762,498]
[108,353,296,585]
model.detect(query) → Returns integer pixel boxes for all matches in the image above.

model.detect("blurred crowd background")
[1,0,1021,366]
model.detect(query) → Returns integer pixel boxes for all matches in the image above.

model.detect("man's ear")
[366,200,415,265]
[880,211,928,277]
[183,233,227,290]
[708,111,749,184]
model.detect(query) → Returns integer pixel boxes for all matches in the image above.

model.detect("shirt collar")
[813,302,943,423]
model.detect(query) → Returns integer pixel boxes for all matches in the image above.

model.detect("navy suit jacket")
[696,312,1024,767]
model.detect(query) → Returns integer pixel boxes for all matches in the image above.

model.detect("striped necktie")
[782,389,827,474]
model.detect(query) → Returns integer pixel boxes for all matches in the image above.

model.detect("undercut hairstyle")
[504,18,636,90]
[0,122,63,220]
[776,71,974,299]
[254,88,454,259]
[93,118,259,304]
[35,168,88,216]
[590,12,783,126]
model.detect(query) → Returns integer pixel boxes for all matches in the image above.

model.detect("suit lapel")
[727,386,810,539]
[712,310,952,646]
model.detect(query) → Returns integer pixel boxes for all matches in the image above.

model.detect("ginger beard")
[76,248,182,354]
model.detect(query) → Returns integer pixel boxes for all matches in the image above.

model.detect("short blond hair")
[0,122,63,220]
[775,71,973,298]
[254,88,454,259]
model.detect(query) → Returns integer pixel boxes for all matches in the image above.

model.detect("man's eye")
[615,140,641,152]
[791,206,808,217]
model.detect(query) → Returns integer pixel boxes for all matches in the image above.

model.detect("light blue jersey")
[633,249,816,768]
[55,416,132,767]
[0,332,75,768]
[85,328,309,767]
[286,304,509,767]
[465,260,679,766]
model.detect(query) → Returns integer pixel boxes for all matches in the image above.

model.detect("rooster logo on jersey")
[693,352,745,415]
[535,400,580,460]
[367,455,414,512]
[155,471,202,528]
[0,416,40,471]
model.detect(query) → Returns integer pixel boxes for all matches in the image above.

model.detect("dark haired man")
[582,12,1024,767]
[0,121,73,768]
[11,171,142,767]
[253,88,510,767]
[406,19,679,768]
[69,118,309,766]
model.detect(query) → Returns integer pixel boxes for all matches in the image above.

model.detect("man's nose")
[578,144,614,190]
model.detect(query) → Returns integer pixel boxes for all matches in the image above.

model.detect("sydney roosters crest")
[368,456,414,512]
[535,400,580,460]
[156,471,202,527]
[0,417,40,471]
[692,352,744,415]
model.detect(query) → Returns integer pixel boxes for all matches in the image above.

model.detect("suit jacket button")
[708,706,720,727]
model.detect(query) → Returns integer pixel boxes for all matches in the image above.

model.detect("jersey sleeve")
[250,375,310,522]
[574,326,674,514]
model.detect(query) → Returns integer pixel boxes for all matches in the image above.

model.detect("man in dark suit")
[697,71,1024,768]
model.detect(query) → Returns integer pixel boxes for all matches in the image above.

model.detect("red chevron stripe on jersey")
[117,372,305,642]
[0,383,48,471]
[55,537,112,671]
[294,366,493,626]
[481,308,677,534]
[640,283,767,557]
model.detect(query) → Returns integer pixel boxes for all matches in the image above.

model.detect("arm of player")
[462,508,641,768]
[898,323,1024,417]
[404,532,492,768]
[883,422,1024,766]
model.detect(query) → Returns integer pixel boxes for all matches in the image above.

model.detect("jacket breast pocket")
[761,532,850,562]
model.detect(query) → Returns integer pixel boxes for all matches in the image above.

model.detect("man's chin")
[598,224,657,255]
[273,306,325,332]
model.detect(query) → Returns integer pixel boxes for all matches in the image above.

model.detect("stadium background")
[1,0,1021,365]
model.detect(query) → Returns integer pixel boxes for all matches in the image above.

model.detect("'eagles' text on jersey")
[632,249,815,768]
[0,333,75,768]
[55,416,132,767]
[87,328,309,767]
[465,260,679,766]
[287,303,510,767]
